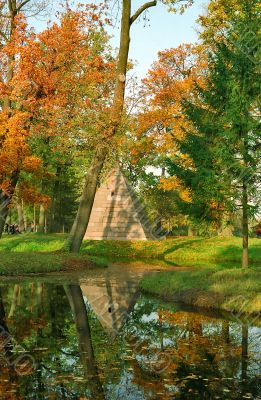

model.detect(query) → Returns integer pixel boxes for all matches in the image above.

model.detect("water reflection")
[0,280,260,399]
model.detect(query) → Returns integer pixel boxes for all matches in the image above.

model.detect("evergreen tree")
[168,0,260,267]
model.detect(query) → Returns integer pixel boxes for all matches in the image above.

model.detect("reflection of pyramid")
[81,280,139,336]
[84,168,154,240]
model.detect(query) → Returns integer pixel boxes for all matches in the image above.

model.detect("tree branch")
[0,30,8,42]
[130,0,157,25]
[17,0,31,12]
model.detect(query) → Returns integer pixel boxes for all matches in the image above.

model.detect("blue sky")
[113,0,208,78]
[31,0,208,79]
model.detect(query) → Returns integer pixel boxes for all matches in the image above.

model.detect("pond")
[0,265,260,399]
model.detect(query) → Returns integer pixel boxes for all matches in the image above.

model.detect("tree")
[66,0,194,252]
[120,44,205,235]
[168,0,260,266]
[0,3,114,236]
[0,0,49,236]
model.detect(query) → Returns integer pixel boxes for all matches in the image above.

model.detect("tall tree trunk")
[23,200,28,231]
[17,199,25,232]
[66,0,156,253]
[64,285,104,399]
[242,181,249,268]
[38,204,45,233]
[48,165,62,233]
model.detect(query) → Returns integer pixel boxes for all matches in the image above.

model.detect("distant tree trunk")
[17,199,25,232]
[188,226,195,237]
[66,0,156,253]
[48,165,62,233]
[33,204,37,232]
[23,200,28,231]
[38,204,45,234]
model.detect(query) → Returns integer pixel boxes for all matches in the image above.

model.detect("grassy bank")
[82,236,261,266]
[1,234,260,265]
[0,234,106,275]
[0,235,260,316]
[140,267,261,315]
[0,252,103,275]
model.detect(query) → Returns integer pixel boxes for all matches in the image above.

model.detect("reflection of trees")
[0,282,260,400]
[123,298,261,400]
[0,287,23,399]
[241,324,248,381]
[64,285,105,400]
[0,283,103,398]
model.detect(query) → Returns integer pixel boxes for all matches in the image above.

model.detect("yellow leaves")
[22,156,42,173]
[130,43,208,161]
[160,177,192,203]
[180,188,192,203]
[198,0,246,43]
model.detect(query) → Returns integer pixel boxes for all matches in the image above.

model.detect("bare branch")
[0,30,8,41]
[17,0,31,11]
[130,0,157,25]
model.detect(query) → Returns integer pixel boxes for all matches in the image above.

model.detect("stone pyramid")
[84,168,154,240]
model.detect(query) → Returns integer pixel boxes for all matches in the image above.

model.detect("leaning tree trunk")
[66,0,156,252]
[66,145,108,252]
[0,192,10,238]
[0,174,18,237]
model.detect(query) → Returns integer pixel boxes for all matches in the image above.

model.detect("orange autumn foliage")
[129,44,207,164]
[0,5,115,204]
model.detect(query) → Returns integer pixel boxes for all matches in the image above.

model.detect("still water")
[0,266,260,400]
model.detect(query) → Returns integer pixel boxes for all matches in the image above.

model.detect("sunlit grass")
[0,234,260,314]
[140,267,261,315]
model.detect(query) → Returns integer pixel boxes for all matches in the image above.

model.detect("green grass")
[1,234,260,266]
[0,234,106,275]
[139,267,261,315]
[0,251,105,275]
[0,234,260,316]
[82,236,261,266]
[0,233,66,252]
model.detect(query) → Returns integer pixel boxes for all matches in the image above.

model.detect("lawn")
[0,233,260,316]
[0,234,105,275]
[0,233,260,269]
[139,267,261,315]
[82,236,261,266]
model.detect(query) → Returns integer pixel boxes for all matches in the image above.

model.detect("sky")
[31,0,208,79]
[117,0,208,78]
